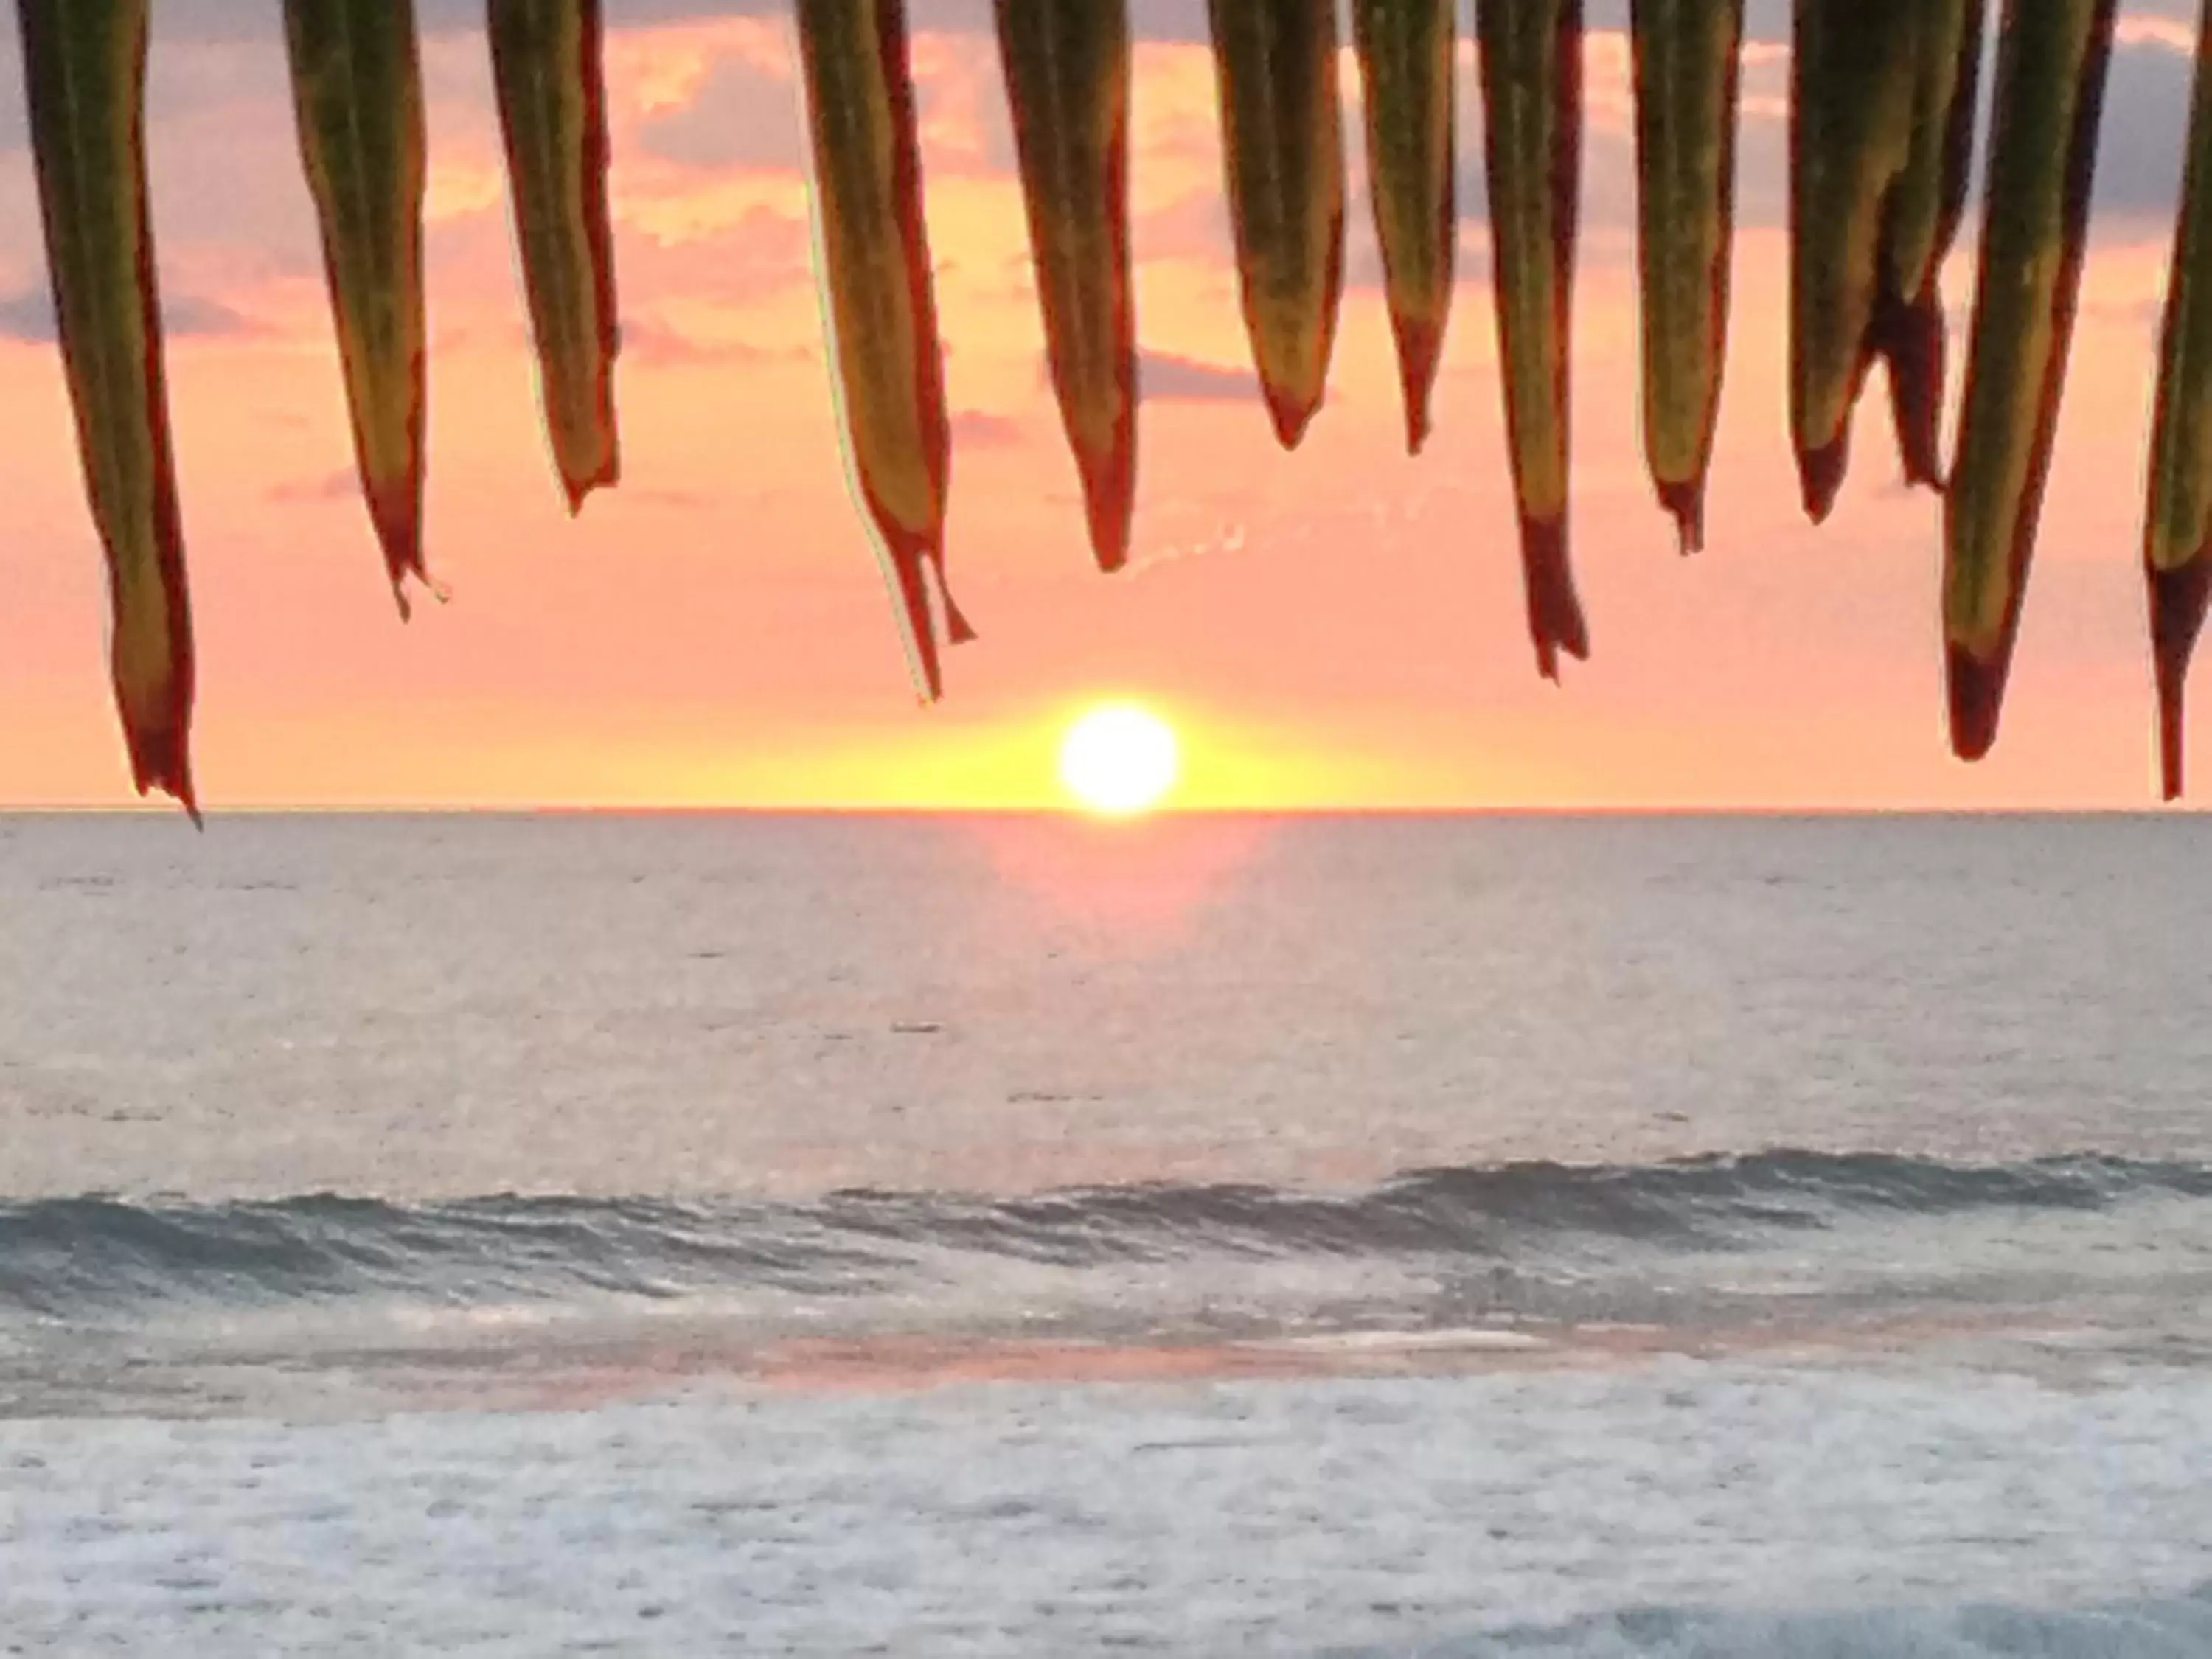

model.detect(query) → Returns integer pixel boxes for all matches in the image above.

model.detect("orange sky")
[0,3,2202,810]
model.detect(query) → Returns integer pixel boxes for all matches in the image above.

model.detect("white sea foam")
[3,1363,2209,1654]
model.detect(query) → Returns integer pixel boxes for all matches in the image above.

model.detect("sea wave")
[1,1150,2205,1324]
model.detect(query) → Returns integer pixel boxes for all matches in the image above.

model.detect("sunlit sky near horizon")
[0,0,2206,810]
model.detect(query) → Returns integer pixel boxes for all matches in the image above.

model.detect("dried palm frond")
[1207,0,1346,449]
[1630,0,1743,552]
[489,0,622,512]
[282,0,434,609]
[796,0,971,699]
[1475,0,1590,676]
[1944,0,2116,759]
[1354,0,1458,456]
[2144,0,2212,800]
[18,0,196,814]
[995,0,1136,571]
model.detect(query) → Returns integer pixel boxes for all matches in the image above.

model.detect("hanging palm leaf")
[1944,0,2117,759]
[796,0,971,700]
[2143,0,2212,800]
[993,0,1135,572]
[1206,0,1346,449]
[1352,0,1457,456]
[1629,0,1742,553]
[1787,0,1918,522]
[1873,0,1985,490]
[488,0,621,512]
[1790,1,1985,515]
[282,0,433,611]
[1475,0,1589,676]
[18,0,196,815]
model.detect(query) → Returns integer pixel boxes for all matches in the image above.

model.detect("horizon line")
[1,803,2203,821]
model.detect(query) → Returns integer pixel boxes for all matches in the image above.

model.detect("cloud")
[950,409,1023,447]
[165,293,265,339]
[621,199,815,296]
[0,293,58,344]
[626,485,712,511]
[1141,350,1257,403]
[633,52,804,174]
[156,0,1186,44]
[0,288,260,344]
[265,468,358,507]
[2087,31,2201,223]
[617,313,810,369]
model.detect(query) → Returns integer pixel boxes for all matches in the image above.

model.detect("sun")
[1058,704,1180,816]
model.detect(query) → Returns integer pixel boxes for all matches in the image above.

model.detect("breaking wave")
[2,1150,2204,1324]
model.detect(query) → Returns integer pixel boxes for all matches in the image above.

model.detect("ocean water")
[1,812,2209,1654]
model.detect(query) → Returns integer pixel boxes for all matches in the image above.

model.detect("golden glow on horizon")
[1058,705,1180,816]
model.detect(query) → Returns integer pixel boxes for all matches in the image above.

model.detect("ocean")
[0,812,2208,1655]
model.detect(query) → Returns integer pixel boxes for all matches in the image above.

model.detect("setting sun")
[1058,705,1180,816]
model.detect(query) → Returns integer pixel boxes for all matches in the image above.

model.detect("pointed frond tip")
[1656,479,1707,557]
[1520,512,1591,682]
[1872,291,1949,490]
[2152,560,2212,800]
